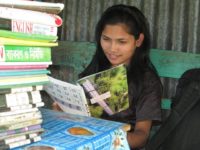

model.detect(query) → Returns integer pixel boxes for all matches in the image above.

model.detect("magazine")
[44,64,129,118]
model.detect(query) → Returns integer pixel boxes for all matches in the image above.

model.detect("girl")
[79,4,162,149]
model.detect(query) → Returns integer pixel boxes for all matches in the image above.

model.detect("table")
[14,108,130,150]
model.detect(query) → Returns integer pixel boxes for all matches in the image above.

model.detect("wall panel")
[46,0,200,99]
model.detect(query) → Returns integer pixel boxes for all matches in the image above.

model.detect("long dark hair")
[80,4,155,75]
[79,4,159,103]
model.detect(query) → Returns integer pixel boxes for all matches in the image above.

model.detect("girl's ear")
[136,33,144,47]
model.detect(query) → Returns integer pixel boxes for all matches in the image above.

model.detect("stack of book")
[0,0,64,149]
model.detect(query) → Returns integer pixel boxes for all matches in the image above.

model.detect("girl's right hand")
[52,102,63,112]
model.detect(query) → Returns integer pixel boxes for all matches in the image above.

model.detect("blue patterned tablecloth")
[13,108,130,150]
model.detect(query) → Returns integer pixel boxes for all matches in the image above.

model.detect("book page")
[44,76,90,116]
[77,64,129,118]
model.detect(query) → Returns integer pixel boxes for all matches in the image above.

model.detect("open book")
[44,64,129,118]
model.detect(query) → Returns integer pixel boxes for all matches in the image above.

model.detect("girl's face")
[100,24,142,66]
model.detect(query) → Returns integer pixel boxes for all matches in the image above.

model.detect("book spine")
[0,6,62,27]
[0,111,42,126]
[0,107,39,117]
[1,135,27,145]
[0,124,41,137]
[0,45,51,62]
[0,118,43,131]
[0,64,49,70]
[0,74,49,89]
[0,85,43,94]
[0,90,42,107]
[5,92,28,107]
[0,29,57,42]
[0,69,50,77]
[0,62,52,66]
[28,90,43,103]
[0,18,58,36]
[0,128,44,141]
[0,81,49,90]
[0,102,44,112]
[0,36,58,47]
[12,20,58,36]
[0,0,64,14]
[0,135,41,149]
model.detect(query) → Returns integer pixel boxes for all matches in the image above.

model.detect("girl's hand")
[52,102,63,112]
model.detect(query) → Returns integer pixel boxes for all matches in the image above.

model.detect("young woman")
[79,4,162,150]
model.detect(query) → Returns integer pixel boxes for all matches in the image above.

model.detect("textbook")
[0,90,42,108]
[0,133,42,149]
[0,64,49,70]
[0,110,42,126]
[0,29,57,42]
[0,18,58,36]
[0,124,42,138]
[0,0,64,14]
[0,6,63,27]
[0,85,43,94]
[0,107,39,117]
[0,102,44,112]
[0,37,58,47]
[12,108,130,150]
[45,64,129,118]
[0,129,39,145]
[0,135,41,149]
[0,62,52,67]
[0,127,44,141]
[0,69,50,77]
[0,74,49,89]
[0,118,43,132]
[0,45,51,62]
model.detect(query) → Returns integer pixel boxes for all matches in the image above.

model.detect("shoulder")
[141,69,163,97]
[143,69,161,85]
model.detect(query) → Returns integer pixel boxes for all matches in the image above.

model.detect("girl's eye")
[119,41,127,44]
[102,37,110,41]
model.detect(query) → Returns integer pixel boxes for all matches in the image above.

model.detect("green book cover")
[0,45,51,62]
[77,64,129,118]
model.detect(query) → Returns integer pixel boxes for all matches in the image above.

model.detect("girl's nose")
[110,42,118,52]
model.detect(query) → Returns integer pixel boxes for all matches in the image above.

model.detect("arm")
[127,120,152,149]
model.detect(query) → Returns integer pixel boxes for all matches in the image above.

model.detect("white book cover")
[2,132,39,144]
[0,6,62,27]
[1,91,42,107]
[12,20,58,36]
[0,110,42,126]
[0,0,64,14]
[0,107,39,117]
[44,64,129,118]
[45,76,90,117]
[1,135,41,149]
[1,102,45,112]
